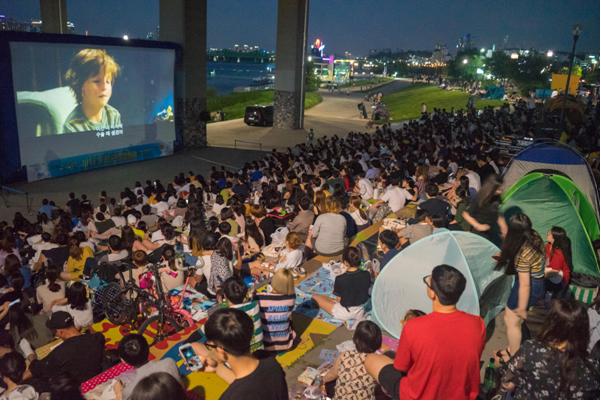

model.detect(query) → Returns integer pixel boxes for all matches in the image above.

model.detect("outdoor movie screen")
[9,40,176,179]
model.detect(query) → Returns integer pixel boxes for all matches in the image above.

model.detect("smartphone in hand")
[179,344,204,371]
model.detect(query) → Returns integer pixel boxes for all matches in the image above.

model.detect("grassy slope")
[207,90,323,122]
[385,84,505,122]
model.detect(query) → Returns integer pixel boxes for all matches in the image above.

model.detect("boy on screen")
[63,49,122,133]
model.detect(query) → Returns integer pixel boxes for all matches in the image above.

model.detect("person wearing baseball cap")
[28,311,105,386]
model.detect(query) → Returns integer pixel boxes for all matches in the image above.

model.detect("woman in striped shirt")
[255,269,297,352]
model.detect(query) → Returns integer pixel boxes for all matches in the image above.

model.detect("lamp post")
[560,24,581,128]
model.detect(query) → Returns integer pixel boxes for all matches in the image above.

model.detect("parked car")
[244,105,274,126]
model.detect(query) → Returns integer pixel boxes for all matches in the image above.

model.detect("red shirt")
[545,243,571,285]
[393,310,485,400]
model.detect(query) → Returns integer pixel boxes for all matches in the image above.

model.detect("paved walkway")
[206,79,412,151]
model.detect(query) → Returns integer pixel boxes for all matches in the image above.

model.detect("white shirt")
[52,302,93,329]
[111,216,126,228]
[357,178,374,200]
[381,186,413,212]
[154,201,169,215]
[275,248,304,270]
[464,170,481,192]
[212,203,226,216]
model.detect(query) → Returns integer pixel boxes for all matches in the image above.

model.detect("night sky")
[1,0,599,55]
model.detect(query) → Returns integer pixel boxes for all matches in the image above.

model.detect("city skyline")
[0,0,599,55]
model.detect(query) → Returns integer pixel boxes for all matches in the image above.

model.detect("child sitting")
[322,321,382,400]
[221,277,264,353]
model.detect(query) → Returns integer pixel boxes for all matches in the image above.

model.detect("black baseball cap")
[46,311,75,330]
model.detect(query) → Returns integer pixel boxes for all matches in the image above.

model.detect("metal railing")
[1,186,31,213]
[234,139,263,151]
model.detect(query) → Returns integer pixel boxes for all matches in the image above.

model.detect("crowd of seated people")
[0,103,597,399]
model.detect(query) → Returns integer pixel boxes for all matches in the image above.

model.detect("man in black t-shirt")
[191,308,288,400]
[418,184,451,223]
[29,311,105,385]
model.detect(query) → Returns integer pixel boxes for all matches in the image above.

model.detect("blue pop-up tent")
[371,231,512,339]
[501,141,599,218]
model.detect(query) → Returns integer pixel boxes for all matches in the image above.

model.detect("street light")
[546,50,554,58]
[122,34,129,40]
[462,58,468,64]
[560,24,581,128]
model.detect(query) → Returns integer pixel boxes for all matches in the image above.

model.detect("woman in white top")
[250,232,305,277]
[35,264,66,315]
[51,281,93,329]
[348,195,370,232]
[158,245,184,293]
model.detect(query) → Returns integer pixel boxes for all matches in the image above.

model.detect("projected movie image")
[10,41,176,180]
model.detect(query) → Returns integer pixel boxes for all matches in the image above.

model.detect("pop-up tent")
[372,231,512,339]
[502,173,599,278]
[501,141,599,218]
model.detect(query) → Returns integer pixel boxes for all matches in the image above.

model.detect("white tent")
[372,230,512,339]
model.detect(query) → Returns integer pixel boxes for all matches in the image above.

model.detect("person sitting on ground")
[100,235,128,263]
[130,250,150,288]
[254,268,296,352]
[377,229,400,272]
[417,183,451,224]
[322,320,382,400]
[115,334,180,399]
[190,308,288,400]
[50,281,93,330]
[308,197,347,257]
[221,277,264,354]
[365,264,485,399]
[7,302,53,357]
[373,175,416,215]
[208,237,239,296]
[543,226,572,299]
[250,232,305,278]
[286,196,314,242]
[126,372,187,400]
[0,352,38,400]
[495,298,599,399]
[312,247,370,326]
[158,245,184,293]
[61,238,94,281]
[397,209,433,246]
[29,311,105,385]
[35,265,65,315]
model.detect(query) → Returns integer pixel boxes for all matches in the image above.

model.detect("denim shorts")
[506,275,544,310]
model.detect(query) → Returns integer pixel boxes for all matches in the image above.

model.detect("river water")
[207,61,275,95]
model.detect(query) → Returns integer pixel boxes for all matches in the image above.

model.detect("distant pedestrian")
[306,128,315,145]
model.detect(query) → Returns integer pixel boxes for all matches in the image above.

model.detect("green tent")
[502,173,599,278]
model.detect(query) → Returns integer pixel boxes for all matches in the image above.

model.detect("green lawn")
[385,84,505,122]
[337,76,393,89]
[207,90,322,122]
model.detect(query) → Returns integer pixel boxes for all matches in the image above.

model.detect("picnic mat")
[295,266,344,327]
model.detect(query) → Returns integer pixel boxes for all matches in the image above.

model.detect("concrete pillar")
[273,0,309,129]
[39,0,68,34]
[160,0,207,147]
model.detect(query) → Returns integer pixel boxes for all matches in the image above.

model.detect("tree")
[305,60,320,92]
[489,51,515,80]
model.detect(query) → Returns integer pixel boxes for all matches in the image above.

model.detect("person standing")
[496,213,545,355]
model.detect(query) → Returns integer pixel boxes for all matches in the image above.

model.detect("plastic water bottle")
[482,358,497,398]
